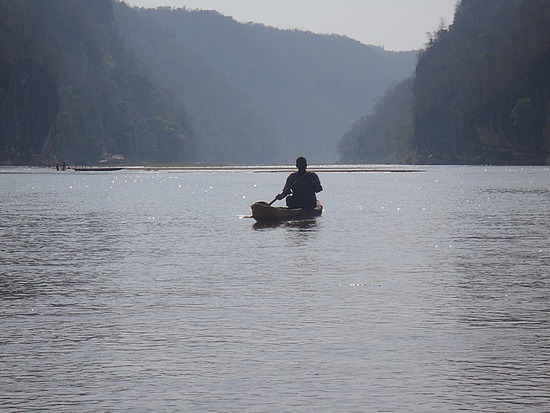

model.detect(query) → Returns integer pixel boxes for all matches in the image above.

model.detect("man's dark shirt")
[281,171,322,209]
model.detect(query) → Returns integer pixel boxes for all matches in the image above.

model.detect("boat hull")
[251,201,322,222]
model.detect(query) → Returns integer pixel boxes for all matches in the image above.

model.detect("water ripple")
[1,166,549,412]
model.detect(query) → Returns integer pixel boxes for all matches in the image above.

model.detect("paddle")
[268,197,278,206]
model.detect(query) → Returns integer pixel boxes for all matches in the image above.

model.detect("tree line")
[0,0,415,166]
[0,0,192,165]
[339,0,550,165]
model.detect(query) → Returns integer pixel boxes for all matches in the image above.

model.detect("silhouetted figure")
[276,156,322,209]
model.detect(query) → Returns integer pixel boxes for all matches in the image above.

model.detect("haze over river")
[1,165,549,412]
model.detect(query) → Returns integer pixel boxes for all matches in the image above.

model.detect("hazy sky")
[124,0,458,51]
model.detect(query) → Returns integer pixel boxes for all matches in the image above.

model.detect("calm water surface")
[1,166,549,412]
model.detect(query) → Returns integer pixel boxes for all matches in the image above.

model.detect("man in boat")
[275,156,322,209]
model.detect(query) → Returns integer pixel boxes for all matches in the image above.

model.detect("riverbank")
[56,164,426,173]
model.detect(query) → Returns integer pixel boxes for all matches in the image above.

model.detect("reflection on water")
[1,166,549,412]
[253,218,319,230]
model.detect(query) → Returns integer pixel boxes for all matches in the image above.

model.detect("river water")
[1,165,549,412]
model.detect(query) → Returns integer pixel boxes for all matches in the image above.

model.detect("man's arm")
[276,174,295,199]
[309,172,323,193]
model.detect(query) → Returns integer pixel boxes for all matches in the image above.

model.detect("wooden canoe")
[250,201,322,222]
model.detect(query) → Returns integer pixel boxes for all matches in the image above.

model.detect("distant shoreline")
[75,165,426,173]
[1,165,426,173]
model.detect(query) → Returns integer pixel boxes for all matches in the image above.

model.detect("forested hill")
[339,0,550,165]
[113,4,415,163]
[0,0,192,165]
[0,0,415,166]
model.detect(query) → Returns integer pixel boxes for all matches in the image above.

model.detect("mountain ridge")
[115,4,416,163]
[0,0,416,165]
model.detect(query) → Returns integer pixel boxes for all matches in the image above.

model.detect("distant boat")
[73,167,123,172]
[250,200,322,222]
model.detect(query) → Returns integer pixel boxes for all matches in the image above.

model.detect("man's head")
[296,156,307,172]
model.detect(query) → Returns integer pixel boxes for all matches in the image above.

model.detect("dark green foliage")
[340,0,550,165]
[0,0,192,165]
[0,1,59,163]
[0,0,415,165]
[414,0,550,164]
[338,78,415,163]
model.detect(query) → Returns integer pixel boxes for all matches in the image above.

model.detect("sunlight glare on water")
[1,166,549,412]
